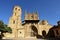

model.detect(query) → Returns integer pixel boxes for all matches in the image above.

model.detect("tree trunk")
[0,32,4,39]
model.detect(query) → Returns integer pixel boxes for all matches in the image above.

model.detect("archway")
[30,25,38,37]
[42,30,46,38]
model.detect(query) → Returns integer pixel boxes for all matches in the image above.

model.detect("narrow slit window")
[13,20,15,24]
[15,13,16,16]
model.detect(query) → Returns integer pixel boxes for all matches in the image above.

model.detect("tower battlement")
[25,12,39,20]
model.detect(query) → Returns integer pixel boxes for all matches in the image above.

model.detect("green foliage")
[0,20,12,39]
[4,24,12,33]
[0,21,4,27]
[0,21,12,33]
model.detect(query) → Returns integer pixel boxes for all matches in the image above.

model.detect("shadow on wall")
[42,30,47,38]
[31,21,60,39]
[47,27,55,38]
[47,20,60,38]
[31,25,42,39]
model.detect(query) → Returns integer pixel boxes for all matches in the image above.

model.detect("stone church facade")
[5,6,52,38]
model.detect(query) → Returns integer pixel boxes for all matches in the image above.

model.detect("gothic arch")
[42,30,46,38]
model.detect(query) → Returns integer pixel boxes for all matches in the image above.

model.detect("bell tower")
[12,6,22,29]
[7,6,22,38]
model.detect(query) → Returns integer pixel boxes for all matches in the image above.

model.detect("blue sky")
[0,0,60,25]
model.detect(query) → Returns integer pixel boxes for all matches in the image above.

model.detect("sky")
[0,0,60,25]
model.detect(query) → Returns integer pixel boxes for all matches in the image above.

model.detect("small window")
[20,32,21,34]
[18,9,20,11]
[13,20,15,24]
[15,8,17,10]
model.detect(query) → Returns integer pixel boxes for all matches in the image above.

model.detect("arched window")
[18,9,20,11]
[42,30,46,38]
[15,8,17,10]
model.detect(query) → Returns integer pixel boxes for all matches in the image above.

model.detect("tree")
[0,21,12,39]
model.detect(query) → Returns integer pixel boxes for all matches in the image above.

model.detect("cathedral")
[5,6,52,38]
